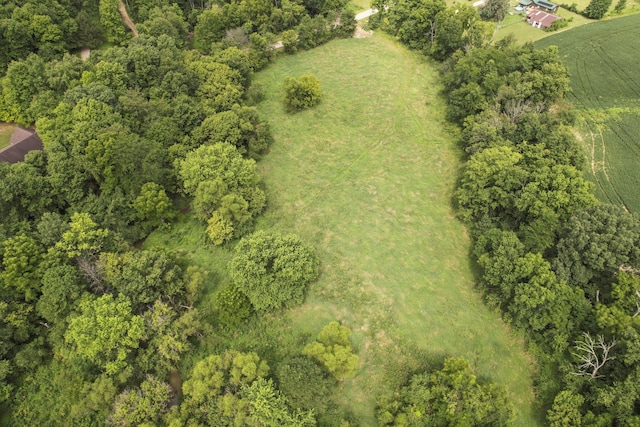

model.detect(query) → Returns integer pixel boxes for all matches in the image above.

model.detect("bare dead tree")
[77,257,105,294]
[634,290,640,318]
[502,99,532,122]
[618,264,640,275]
[572,332,617,379]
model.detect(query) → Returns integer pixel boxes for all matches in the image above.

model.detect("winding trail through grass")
[254,35,541,425]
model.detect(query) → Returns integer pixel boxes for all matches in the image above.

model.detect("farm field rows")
[537,14,640,211]
[148,35,542,425]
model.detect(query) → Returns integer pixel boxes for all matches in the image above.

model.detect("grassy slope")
[536,14,640,211]
[145,35,541,425]
[252,35,540,425]
[350,0,371,10]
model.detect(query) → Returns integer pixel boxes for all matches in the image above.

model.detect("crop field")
[537,13,640,211]
[146,35,541,425]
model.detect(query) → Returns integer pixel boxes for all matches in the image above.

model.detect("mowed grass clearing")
[495,7,591,44]
[0,123,16,150]
[537,14,640,211]
[251,35,540,425]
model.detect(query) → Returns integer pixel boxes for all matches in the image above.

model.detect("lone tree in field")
[229,231,318,312]
[479,0,510,21]
[282,74,322,112]
[303,321,359,380]
[583,0,612,19]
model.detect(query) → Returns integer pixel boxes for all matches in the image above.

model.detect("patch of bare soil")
[0,123,15,133]
[118,0,138,37]
[354,22,373,38]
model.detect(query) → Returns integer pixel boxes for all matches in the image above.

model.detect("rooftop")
[0,127,44,163]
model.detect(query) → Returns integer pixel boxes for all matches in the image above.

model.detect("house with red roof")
[526,9,562,28]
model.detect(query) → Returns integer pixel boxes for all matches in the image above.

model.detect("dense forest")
[0,0,356,425]
[1,0,639,425]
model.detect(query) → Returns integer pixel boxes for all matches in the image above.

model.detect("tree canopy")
[229,231,318,311]
[377,357,513,426]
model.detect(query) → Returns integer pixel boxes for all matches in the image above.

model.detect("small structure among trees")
[519,0,559,12]
[0,128,43,163]
[527,9,562,28]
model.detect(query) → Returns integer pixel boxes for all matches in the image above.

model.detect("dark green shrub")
[276,356,336,412]
[213,283,253,327]
[282,74,322,113]
[546,17,571,31]
[229,231,318,312]
[244,82,265,106]
[281,30,299,53]
[583,0,612,18]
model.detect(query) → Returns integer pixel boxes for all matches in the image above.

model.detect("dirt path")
[354,22,373,38]
[355,8,378,20]
[118,0,138,37]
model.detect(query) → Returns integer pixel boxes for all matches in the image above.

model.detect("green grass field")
[495,7,591,44]
[537,14,640,211]
[146,35,541,425]
[0,123,15,150]
[350,0,370,11]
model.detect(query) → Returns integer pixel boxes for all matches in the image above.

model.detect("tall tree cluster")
[0,1,357,424]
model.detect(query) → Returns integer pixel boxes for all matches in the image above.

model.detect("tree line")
[373,0,640,425]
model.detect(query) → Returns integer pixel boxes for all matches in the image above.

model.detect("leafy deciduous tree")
[584,0,612,18]
[172,350,269,425]
[229,231,318,312]
[55,212,110,260]
[303,321,359,380]
[1,234,45,302]
[377,357,513,426]
[109,375,173,427]
[64,293,144,375]
[479,0,510,21]
[133,182,176,229]
[553,204,640,296]
[283,74,322,112]
[213,283,253,327]
[99,250,183,312]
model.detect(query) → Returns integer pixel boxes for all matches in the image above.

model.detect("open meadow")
[537,14,640,211]
[145,35,541,425]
